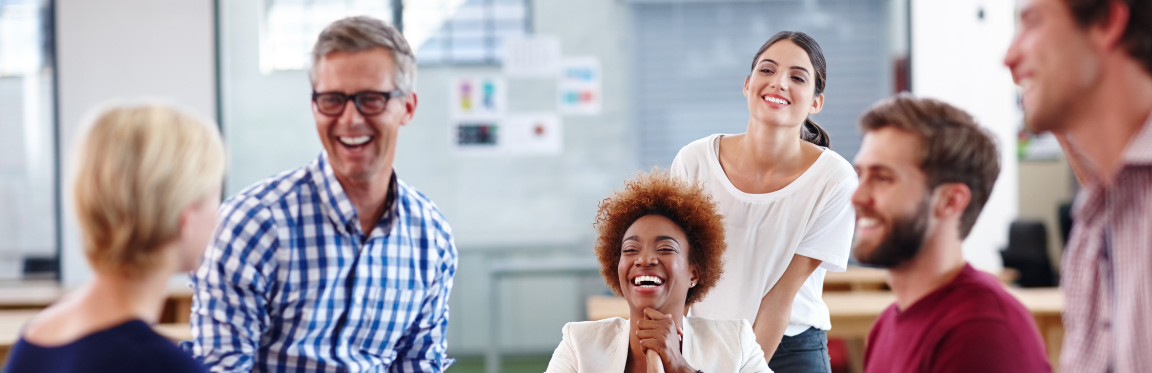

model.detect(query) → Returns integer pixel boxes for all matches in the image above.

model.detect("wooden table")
[0,283,194,323]
[824,266,890,291]
[588,287,1064,373]
[823,266,1019,292]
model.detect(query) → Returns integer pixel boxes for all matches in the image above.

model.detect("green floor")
[446,355,551,373]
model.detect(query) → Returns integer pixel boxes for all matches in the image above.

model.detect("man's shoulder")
[395,179,450,228]
[222,163,318,219]
[925,267,1037,335]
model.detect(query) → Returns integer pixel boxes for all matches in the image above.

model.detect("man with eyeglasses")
[184,16,457,372]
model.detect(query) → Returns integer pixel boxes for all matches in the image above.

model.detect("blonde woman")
[4,103,225,373]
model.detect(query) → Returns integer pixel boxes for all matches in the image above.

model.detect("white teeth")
[857,217,878,228]
[339,136,371,146]
[764,96,789,105]
[632,275,664,287]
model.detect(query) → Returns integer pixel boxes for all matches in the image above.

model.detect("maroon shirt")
[863,263,1051,373]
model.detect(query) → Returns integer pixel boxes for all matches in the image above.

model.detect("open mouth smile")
[338,135,373,148]
[631,275,665,288]
[763,95,791,106]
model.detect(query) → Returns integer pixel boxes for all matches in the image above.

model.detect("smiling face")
[1004,0,1100,133]
[852,127,934,268]
[312,48,414,184]
[744,40,824,128]
[617,215,698,315]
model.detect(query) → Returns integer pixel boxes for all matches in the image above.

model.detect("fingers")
[638,338,666,356]
[642,308,672,320]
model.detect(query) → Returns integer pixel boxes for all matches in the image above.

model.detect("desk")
[823,266,1019,292]
[0,310,191,367]
[0,283,194,323]
[823,266,889,291]
[588,287,1064,373]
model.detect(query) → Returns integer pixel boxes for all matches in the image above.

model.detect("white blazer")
[545,316,772,373]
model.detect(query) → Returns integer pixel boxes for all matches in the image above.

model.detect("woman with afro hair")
[545,171,771,373]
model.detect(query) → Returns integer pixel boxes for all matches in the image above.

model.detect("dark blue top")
[3,319,203,373]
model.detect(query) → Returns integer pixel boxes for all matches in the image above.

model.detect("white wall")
[57,0,217,285]
[912,0,1019,271]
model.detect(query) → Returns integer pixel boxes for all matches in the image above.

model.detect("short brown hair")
[310,16,417,94]
[74,103,226,277]
[859,95,1000,238]
[593,171,725,305]
[1064,0,1152,74]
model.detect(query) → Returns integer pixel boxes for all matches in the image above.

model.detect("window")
[260,0,396,73]
[0,0,58,280]
[258,0,530,72]
[406,0,529,65]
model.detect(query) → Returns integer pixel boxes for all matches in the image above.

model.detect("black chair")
[1001,220,1058,287]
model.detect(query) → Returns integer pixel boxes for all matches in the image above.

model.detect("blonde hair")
[73,102,226,277]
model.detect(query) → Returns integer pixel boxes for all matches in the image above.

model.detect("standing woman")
[671,31,856,372]
[4,103,225,373]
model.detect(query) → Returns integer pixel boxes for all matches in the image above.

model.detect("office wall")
[218,0,633,354]
[912,0,1019,271]
[57,0,217,285]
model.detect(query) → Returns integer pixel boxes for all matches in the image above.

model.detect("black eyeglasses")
[311,90,404,116]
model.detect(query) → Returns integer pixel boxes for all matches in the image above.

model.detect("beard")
[854,196,931,268]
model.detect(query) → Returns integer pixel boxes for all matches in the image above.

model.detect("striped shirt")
[183,153,458,372]
[1060,114,1152,373]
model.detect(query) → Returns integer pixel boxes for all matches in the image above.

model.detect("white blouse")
[544,316,772,373]
[672,134,857,336]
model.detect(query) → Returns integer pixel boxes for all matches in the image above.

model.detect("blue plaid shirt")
[184,153,457,372]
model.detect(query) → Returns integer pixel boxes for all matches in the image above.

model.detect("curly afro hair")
[593,170,726,305]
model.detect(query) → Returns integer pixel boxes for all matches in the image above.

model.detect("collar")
[1122,112,1152,165]
[312,152,400,238]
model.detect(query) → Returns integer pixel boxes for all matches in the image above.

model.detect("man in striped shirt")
[184,16,458,372]
[1004,0,1152,371]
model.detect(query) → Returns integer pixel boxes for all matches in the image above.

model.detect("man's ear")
[1089,0,1131,52]
[401,92,418,126]
[932,183,972,220]
[810,93,824,115]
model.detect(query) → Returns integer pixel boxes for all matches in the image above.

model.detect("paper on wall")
[502,35,561,78]
[557,57,601,115]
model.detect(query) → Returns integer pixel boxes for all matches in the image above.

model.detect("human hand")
[636,308,695,373]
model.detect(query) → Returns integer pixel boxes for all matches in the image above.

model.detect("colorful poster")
[450,114,562,156]
[450,76,506,119]
[557,57,602,115]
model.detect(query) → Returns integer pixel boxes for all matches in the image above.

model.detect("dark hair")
[593,170,726,305]
[750,31,832,148]
[858,95,1001,238]
[1063,0,1152,74]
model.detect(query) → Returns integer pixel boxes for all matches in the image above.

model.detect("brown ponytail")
[803,118,831,148]
[752,31,832,148]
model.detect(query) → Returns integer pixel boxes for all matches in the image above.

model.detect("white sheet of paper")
[502,35,561,78]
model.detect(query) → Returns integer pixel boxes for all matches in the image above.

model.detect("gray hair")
[309,16,417,94]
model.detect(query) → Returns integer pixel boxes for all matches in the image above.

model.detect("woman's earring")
[690,282,696,288]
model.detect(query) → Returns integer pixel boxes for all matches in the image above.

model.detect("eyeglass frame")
[311,90,405,117]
